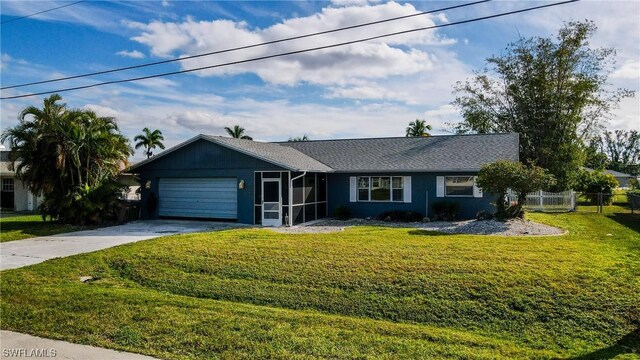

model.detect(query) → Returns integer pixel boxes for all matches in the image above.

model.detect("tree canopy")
[134,128,165,159]
[225,125,253,140]
[1,94,133,224]
[452,21,633,190]
[405,119,432,137]
[289,135,310,142]
[477,160,555,219]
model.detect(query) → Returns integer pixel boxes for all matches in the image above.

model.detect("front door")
[262,178,282,226]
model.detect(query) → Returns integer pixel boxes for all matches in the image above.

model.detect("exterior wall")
[0,176,43,211]
[327,172,495,220]
[13,179,30,211]
[134,139,284,224]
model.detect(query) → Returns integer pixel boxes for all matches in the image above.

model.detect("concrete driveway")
[0,220,246,271]
[1,330,158,360]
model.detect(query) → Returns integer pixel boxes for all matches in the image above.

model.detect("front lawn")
[0,214,82,242]
[1,211,638,359]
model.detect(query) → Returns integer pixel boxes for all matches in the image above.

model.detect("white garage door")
[158,178,237,219]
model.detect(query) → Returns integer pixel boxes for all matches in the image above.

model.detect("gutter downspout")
[289,171,307,226]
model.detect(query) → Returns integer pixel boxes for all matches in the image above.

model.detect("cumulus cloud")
[116,50,145,59]
[127,1,454,86]
[611,60,640,80]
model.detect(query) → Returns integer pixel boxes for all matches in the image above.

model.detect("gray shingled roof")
[279,133,519,172]
[129,133,519,173]
[1,151,15,175]
[203,135,334,172]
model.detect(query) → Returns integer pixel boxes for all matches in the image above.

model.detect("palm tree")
[1,94,133,224]
[134,128,165,158]
[405,119,432,137]
[288,134,310,142]
[224,125,253,140]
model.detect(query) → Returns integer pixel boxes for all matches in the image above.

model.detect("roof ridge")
[272,132,517,143]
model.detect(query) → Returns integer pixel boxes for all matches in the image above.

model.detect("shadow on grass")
[0,220,79,242]
[570,327,639,359]
[606,213,640,233]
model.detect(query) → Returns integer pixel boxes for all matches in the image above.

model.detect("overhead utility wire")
[0,0,580,100]
[1,0,489,90]
[1,1,86,25]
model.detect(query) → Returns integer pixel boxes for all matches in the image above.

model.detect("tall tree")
[602,130,640,173]
[225,125,253,140]
[405,119,432,137]
[134,128,165,159]
[583,136,609,171]
[452,21,633,190]
[288,135,310,142]
[1,94,133,224]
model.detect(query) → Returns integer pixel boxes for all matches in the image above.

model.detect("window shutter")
[473,176,483,198]
[403,176,411,203]
[349,177,357,202]
[436,176,445,197]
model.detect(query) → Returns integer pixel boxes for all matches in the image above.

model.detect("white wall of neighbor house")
[11,178,41,212]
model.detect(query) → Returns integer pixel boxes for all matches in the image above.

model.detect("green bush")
[40,181,126,225]
[627,189,640,209]
[333,205,352,220]
[377,211,423,222]
[477,160,555,219]
[431,201,460,221]
[575,169,619,205]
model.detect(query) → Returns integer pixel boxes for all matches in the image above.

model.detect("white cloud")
[127,1,454,86]
[83,104,120,118]
[330,0,382,7]
[116,50,145,59]
[611,60,640,80]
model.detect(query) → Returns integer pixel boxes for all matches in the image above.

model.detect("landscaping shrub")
[377,210,423,222]
[575,169,619,205]
[39,180,126,225]
[477,160,555,220]
[333,205,352,220]
[431,201,460,221]
[627,189,640,209]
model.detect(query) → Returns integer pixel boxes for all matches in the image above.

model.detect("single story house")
[582,167,639,189]
[0,151,43,211]
[128,133,519,226]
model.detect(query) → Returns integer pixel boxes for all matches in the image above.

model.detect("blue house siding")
[327,173,495,220]
[134,139,285,223]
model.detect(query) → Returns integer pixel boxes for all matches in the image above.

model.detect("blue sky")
[1,0,638,161]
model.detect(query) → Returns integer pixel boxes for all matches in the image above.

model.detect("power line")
[0,0,580,100]
[1,0,490,90]
[1,1,86,25]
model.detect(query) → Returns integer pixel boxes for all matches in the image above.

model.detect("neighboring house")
[128,133,519,226]
[583,167,638,189]
[117,172,141,201]
[0,151,42,211]
[603,169,638,189]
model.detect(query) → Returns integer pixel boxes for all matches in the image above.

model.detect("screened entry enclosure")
[254,171,327,226]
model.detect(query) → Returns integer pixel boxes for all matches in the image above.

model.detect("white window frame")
[2,178,14,192]
[444,176,475,197]
[356,176,404,202]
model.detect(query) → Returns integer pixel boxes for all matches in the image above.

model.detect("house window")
[357,176,404,202]
[445,176,474,196]
[357,177,369,201]
[2,178,14,192]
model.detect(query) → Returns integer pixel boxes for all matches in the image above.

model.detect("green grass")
[1,211,639,359]
[0,214,85,242]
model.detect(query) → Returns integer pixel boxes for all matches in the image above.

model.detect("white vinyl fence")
[507,190,575,212]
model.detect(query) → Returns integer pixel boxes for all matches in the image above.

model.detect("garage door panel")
[160,193,237,201]
[159,178,237,219]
